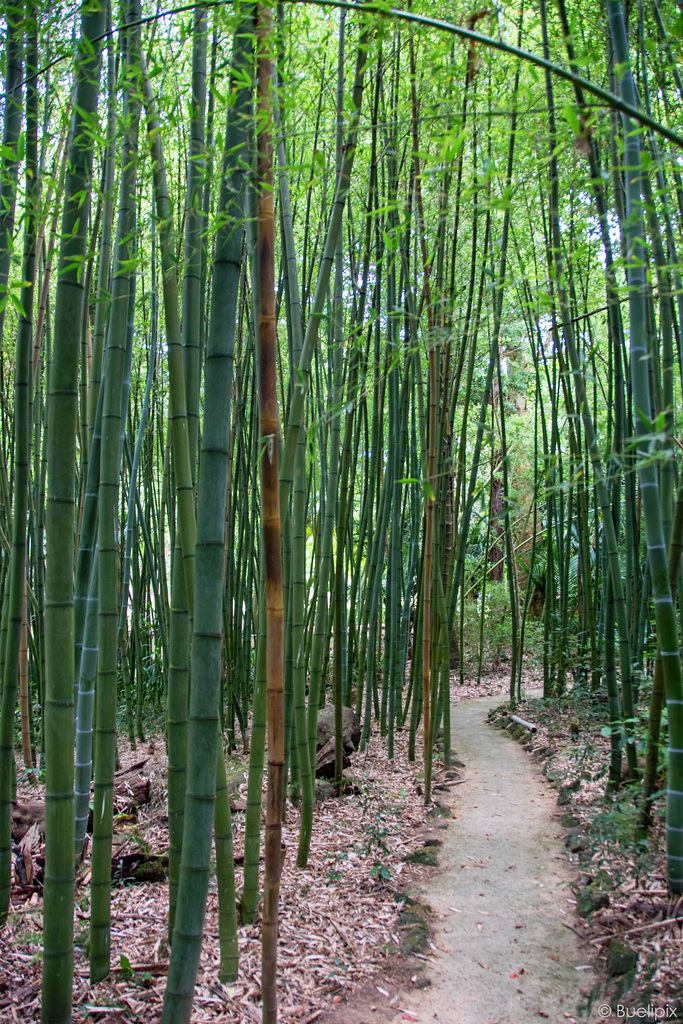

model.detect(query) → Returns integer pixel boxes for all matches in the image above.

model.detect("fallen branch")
[0,982,36,1009]
[510,715,537,734]
[114,757,149,777]
[591,916,683,945]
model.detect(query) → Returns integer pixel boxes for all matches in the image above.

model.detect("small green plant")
[370,862,392,883]
[120,953,134,979]
[359,780,393,884]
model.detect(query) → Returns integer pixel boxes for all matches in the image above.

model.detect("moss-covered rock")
[225,768,247,795]
[427,800,451,819]
[557,783,580,805]
[314,779,334,802]
[393,893,431,912]
[398,909,429,927]
[404,848,438,867]
[380,941,400,955]
[564,828,586,853]
[401,923,429,955]
[607,939,637,976]
[577,887,609,917]
[132,857,166,882]
[576,891,593,918]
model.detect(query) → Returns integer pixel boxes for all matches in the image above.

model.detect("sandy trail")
[390,695,599,1024]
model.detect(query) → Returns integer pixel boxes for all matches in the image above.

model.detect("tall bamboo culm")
[257,5,285,1020]
[41,2,105,1020]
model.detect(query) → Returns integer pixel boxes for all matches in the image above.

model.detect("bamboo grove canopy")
[0,0,682,1021]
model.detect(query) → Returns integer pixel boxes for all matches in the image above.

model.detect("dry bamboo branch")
[510,715,537,734]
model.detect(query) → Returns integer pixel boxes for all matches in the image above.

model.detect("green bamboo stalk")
[41,1,105,1018]
[0,5,34,926]
[408,29,438,803]
[538,0,638,771]
[182,5,207,479]
[131,547,146,742]
[360,472,390,749]
[214,743,238,983]
[88,12,116,446]
[73,364,104,714]
[242,565,267,924]
[273,70,315,862]
[331,8,346,790]
[141,33,201,943]
[205,7,252,973]
[607,0,683,891]
[164,0,207,942]
[0,1,23,354]
[305,30,346,785]
[160,12,252,1016]
[640,479,683,832]
[74,552,99,860]
[90,2,141,980]
[118,327,156,705]
[141,58,196,619]
[166,533,189,940]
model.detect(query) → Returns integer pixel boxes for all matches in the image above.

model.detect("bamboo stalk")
[256,6,285,1020]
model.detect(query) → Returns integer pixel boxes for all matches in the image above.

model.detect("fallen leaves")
[3,676,495,1024]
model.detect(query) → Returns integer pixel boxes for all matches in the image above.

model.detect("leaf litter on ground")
[3,672,512,1022]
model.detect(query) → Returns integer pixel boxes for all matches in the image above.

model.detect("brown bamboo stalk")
[257,5,284,1021]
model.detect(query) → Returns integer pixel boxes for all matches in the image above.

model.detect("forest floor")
[4,669,683,1022]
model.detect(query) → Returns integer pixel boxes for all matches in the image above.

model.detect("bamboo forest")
[2,0,683,1020]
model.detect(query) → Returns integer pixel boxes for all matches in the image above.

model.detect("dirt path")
[386,694,599,1024]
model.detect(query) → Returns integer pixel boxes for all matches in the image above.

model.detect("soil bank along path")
[391,695,599,1024]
